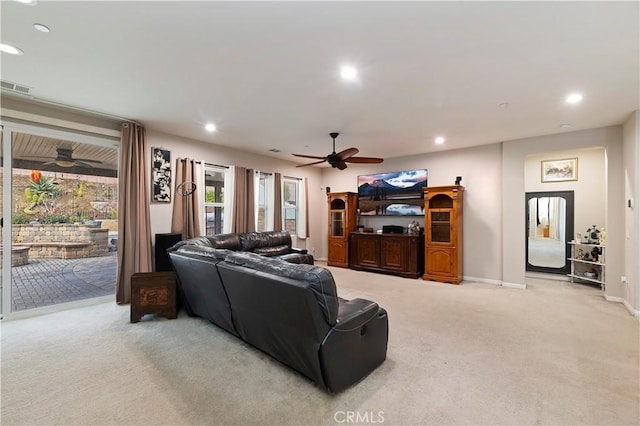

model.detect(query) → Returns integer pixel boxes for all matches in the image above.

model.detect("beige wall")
[622,111,639,312]
[146,130,323,257]
[503,126,625,298]
[3,96,638,314]
[525,148,606,238]
[320,143,503,283]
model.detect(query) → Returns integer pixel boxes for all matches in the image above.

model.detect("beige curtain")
[231,167,255,233]
[116,122,153,304]
[273,172,283,230]
[171,158,202,239]
[304,177,310,237]
[297,177,310,238]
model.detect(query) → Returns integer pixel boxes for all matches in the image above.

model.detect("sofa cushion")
[253,244,290,257]
[207,233,242,250]
[168,236,213,252]
[278,252,315,264]
[224,252,339,325]
[176,245,232,260]
[239,230,291,252]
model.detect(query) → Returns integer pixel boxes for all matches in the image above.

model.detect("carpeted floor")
[1,267,638,425]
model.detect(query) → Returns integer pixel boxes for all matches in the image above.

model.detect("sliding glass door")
[1,122,119,317]
[1,127,4,318]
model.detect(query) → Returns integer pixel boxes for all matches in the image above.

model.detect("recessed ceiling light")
[499,102,509,108]
[0,43,24,55]
[565,93,583,104]
[15,0,37,4]
[340,66,357,81]
[204,123,216,132]
[34,23,50,33]
[435,136,445,145]
[559,123,572,128]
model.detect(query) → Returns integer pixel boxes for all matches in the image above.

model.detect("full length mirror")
[525,191,574,274]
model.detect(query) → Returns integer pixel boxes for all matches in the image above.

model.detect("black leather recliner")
[168,248,389,393]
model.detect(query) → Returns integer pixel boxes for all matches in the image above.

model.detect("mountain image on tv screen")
[357,169,428,215]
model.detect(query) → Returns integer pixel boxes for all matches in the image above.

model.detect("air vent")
[0,80,32,96]
[268,148,281,153]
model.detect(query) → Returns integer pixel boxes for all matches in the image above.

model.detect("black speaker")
[155,233,182,272]
[326,186,331,194]
[382,225,404,234]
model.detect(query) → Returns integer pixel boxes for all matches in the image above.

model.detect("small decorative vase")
[599,228,606,246]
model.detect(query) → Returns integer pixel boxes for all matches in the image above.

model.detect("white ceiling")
[1,1,638,166]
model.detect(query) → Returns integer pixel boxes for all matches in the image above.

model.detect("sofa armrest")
[319,300,388,392]
[334,298,379,331]
[289,247,308,254]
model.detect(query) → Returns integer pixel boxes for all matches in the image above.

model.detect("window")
[283,177,298,235]
[204,165,225,236]
[256,172,272,232]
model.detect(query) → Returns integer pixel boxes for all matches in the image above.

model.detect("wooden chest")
[130,271,177,323]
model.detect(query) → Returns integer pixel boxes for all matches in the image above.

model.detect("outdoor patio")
[11,252,117,311]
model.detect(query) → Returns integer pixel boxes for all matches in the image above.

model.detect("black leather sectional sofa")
[168,230,314,264]
[167,235,389,393]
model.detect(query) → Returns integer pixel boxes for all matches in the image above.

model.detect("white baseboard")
[604,295,640,317]
[316,257,328,263]
[604,294,624,303]
[623,300,640,317]
[463,276,502,286]
[463,278,528,289]
[502,281,527,290]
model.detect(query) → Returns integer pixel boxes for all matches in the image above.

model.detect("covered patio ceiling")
[10,132,118,177]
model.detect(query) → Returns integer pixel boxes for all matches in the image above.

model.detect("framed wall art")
[541,158,578,183]
[152,147,171,202]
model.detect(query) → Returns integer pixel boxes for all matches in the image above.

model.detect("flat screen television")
[357,169,428,216]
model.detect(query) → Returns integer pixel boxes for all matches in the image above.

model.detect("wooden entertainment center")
[349,232,424,278]
[327,185,464,282]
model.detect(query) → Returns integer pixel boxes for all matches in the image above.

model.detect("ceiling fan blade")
[73,161,95,168]
[72,157,102,164]
[292,153,326,160]
[336,147,359,161]
[296,160,327,168]
[344,156,384,164]
[20,155,57,160]
[335,161,348,170]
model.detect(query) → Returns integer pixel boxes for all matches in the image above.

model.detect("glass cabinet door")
[331,211,345,237]
[430,211,451,243]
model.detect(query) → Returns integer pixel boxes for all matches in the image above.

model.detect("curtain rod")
[179,159,229,169]
[283,176,303,181]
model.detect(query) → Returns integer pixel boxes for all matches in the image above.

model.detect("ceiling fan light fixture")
[55,160,75,168]
[292,132,383,170]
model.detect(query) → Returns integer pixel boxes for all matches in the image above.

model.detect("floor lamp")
[176,181,197,239]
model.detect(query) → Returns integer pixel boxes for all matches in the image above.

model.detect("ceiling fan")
[293,132,384,170]
[23,147,103,168]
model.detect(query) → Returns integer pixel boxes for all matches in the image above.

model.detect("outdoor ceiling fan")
[292,132,384,170]
[24,147,103,168]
